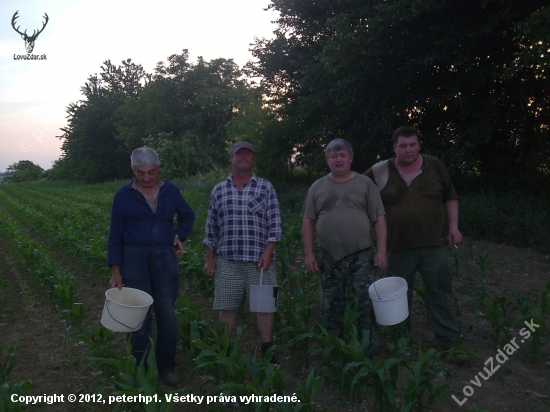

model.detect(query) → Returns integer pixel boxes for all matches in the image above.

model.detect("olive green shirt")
[365,154,458,251]
[302,173,385,261]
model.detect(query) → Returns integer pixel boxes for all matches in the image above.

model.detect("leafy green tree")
[252,0,550,189]
[53,59,149,183]
[116,50,263,178]
[4,160,44,183]
[225,83,299,180]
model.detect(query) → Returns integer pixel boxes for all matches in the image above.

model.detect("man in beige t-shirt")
[302,139,387,342]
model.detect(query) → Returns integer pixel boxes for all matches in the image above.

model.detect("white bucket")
[368,277,409,326]
[101,287,154,332]
[250,269,278,313]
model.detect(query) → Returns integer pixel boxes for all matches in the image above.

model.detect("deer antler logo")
[11,11,49,54]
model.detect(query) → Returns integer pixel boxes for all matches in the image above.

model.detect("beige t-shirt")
[302,173,385,261]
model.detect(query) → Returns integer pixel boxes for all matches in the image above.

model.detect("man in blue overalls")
[107,147,195,386]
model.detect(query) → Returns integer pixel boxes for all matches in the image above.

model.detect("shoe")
[454,354,470,364]
[441,335,470,365]
[160,371,181,386]
[261,342,278,365]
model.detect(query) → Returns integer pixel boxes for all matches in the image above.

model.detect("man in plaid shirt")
[204,141,282,361]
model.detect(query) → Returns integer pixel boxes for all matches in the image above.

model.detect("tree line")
[250,0,549,192]
[46,53,264,183]
[12,0,548,192]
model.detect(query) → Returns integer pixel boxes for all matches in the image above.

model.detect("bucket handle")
[371,267,396,301]
[105,299,152,332]
[259,268,264,286]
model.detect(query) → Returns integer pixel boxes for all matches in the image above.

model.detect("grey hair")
[131,147,161,169]
[325,138,354,158]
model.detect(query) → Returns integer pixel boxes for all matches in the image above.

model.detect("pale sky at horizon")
[0,0,278,173]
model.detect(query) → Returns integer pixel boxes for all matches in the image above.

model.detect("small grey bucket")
[249,269,278,313]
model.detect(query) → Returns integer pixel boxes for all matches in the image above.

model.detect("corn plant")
[276,268,319,366]
[454,295,463,332]
[485,294,514,346]
[0,344,19,383]
[0,344,32,412]
[281,367,324,412]
[448,244,461,275]
[91,339,175,412]
[314,307,388,401]
[1,381,33,412]
[203,355,287,412]
[400,347,449,412]
[470,294,489,326]
[315,325,364,391]
[347,336,410,411]
[468,251,492,311]
[244,359,286,411]
[443,335,474,364]
[0,187,110,274]
[276,215,303,268]
[174,294,206,351]
[476,251,492,277]
[62,302,86,331]
[220,351,286,411]
[192,326,288,412]
[179,241,214,298]
[75,326,118,373]
[0,210,83,328]
[50,271,75,308]
[192,328,246,388]
[187,318,229,362]
[512,281,550,362]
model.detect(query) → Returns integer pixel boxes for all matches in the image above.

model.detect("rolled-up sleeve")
[203,189,219,251]
[266,184,282,244]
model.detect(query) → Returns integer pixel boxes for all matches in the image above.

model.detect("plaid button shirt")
[204,174,282,262]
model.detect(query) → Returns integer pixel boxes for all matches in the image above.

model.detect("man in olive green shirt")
[365,126,462,351]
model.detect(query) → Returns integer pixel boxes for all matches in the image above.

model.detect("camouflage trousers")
[317,247,376,341]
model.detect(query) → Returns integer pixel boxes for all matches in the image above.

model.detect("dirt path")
[0,236,109,412]
[419,240,550,411]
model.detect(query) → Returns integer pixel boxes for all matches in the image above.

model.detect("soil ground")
[1,231,549,411]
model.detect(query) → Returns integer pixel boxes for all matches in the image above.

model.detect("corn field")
[0,180,548,412]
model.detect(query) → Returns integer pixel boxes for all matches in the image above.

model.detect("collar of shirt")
[227,174,257,187]
[132,177,164,212]
[391,154,430,170]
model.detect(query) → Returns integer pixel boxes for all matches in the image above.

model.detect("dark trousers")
[388,246,459,349]
[121,245,180,373]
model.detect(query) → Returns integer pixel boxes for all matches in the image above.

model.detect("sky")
[0,0,279,173]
